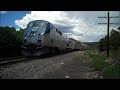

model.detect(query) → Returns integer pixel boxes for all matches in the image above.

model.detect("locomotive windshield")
[25,20,48,35]
[28,21,46,27]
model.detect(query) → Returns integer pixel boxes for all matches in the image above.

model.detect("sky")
[0,11,120,42]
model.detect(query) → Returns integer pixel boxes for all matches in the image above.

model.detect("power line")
[98,12,120,57]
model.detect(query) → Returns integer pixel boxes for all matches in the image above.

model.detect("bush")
[98,27,120,52]
[103,63,120,79]
[88,51,107,71]
[0,26,24,58]
[88,50,120,79]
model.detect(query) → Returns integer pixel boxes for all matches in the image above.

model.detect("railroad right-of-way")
[0,51,100,79]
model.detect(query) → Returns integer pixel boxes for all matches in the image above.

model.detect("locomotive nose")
[25,33,42,44]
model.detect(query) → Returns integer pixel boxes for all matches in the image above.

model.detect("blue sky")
[0,11,31,29]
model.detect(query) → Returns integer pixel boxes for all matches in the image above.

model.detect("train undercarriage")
[21,45,72,57]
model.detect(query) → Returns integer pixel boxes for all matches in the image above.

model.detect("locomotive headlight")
[41,33,44,35]
[24,37,26,39]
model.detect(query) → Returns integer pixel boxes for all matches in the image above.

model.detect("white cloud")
[15,11,120,42]
[15,11,67,28]
[0,11,7,14]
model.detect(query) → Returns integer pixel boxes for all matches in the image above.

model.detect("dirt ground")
[42,51,101,79]
[0,51,101,79]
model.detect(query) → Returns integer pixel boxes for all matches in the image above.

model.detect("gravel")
[0,51,95,79]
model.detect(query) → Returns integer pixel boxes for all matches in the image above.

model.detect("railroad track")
[0,54,57,66]
[0,56,35,66]
[0,52,74,66]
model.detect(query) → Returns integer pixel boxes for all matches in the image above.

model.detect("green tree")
[0,26,17,46]
[98,36,107,52]
[109,28,120,50]
[0,26,25,58]
[98,27,120,51]
[16,28,25,45]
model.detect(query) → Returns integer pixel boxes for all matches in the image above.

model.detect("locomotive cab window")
[27,21,49,35]
[33,23,39,27]
[28,23,33,27]
[44,23,50,34]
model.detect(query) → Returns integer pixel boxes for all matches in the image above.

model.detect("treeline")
[0,26,25,58]
[84,42,98,50]
[98,27,120,52]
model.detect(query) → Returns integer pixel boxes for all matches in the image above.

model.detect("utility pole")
[98,12,120,57]
[107,12,109,57]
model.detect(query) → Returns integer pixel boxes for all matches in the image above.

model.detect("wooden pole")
[107,12,109,57]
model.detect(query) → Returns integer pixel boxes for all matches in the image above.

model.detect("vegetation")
[88,51,107,71]
[0,26,25,58]
[88,50,120,79]
[98,27,120,52]
[88,27,120,79]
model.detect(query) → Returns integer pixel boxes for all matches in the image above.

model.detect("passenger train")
[21,20,78,56]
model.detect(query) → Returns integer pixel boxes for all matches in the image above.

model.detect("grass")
[87,50,120,79]
[103,63,120,79]
[103,49,120,79]
[88,50,107,71]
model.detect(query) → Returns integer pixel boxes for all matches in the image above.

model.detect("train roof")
[29,20,50,23]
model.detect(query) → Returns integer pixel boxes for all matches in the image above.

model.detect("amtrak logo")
[32,27,38,31]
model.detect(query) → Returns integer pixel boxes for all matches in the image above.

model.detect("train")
[21,20,81,56]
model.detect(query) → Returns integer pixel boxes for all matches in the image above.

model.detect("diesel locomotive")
[21,20,75,56]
